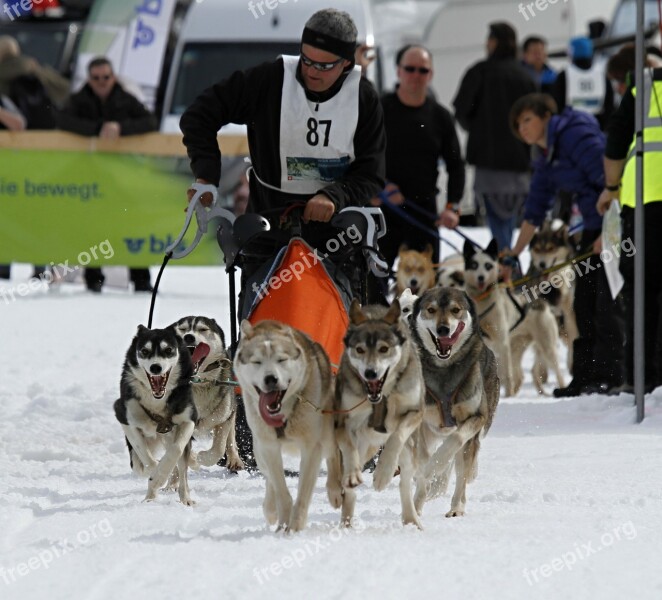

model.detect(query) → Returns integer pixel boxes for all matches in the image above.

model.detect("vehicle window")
[610,0,658,38]
[4,28,69,71]
[170,41,301,115]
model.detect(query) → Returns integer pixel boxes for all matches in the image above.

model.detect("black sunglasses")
[300,52,344,72]
[90,75,112,81]
[401,65,431,75]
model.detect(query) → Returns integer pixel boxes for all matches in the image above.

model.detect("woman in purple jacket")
[506,93,625,397]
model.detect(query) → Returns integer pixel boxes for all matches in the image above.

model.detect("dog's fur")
[436,253,465,290]
[464,240,564,396]
[528,221,578,372]
[114,326,197,505]
[410,287,499,517]
[463,240,519,396]
[395,245,437,296]
[233,320,339,532]
[168,316,243,472]
[335,299,424,528]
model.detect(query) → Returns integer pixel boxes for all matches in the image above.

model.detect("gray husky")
[168,316,243,471]
[335,299,424,528]
[114,326,197,505]
[410,287,500,518]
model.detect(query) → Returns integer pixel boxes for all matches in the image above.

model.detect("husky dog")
[463,240,518,396]
[114,326,197,505]
[233,320,340,532]
[436,253,465,290]
[395,245,437,296]
[464,240,564,396]
[410,287,499,518]
[528,221,578,372]
[335,299,424,528]
[168,316,243,472]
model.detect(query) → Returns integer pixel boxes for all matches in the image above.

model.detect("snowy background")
[1,228,661,600]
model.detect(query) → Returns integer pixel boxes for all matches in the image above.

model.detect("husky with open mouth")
[335,299,424,528]
[233,320,340,532]
[168,316,243,472]
[410,287,499,518]
[114,325,197,505]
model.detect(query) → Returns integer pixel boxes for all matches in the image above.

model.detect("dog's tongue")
[191,342,210,366]
[438,321,466,353]
[259,391,286,428]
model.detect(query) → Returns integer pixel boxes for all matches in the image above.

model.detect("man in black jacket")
[180,8,385,260]
[453,22,536,251]
[58,57,157,293]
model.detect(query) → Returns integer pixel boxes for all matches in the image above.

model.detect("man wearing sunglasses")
[181,8,385,234]
[58,57,157,293]
[371,44,465,268]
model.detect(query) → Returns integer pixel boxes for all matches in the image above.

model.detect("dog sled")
[156,184,389,466]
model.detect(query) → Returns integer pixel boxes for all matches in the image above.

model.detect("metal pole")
[634,0,646,422]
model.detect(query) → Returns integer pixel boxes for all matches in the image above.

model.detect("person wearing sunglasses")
[371,44,465,270]
[58,57,157,293]
[181,8,384,227]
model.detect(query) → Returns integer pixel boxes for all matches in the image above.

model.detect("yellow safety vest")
[621,68,662,207]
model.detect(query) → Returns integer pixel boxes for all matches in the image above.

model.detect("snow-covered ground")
[1,229,661,600]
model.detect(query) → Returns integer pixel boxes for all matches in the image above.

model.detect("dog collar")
[140,404,173,434]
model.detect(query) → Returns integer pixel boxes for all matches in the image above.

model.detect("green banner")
[0,149,223,267]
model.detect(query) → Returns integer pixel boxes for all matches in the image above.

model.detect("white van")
[160,0,377,134]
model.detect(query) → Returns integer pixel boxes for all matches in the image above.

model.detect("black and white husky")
[168,316,243,472]
[114,325,197,505]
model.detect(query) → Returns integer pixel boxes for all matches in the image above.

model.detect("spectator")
[58,57,157,293]
[552,36,614,130]
[453,22,536,251]
[521,36,557,93]
[0,35,69,129]
[506,93,625,396]
[371,44,464,268]
[180,8,385,469]
[596,66,662,394]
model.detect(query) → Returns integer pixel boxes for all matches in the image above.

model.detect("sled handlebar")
[166,183,236,259]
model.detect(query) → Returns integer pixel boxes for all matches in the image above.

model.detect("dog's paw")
[342,469,363,489]
[445,508,465,518]
[225,453,245,472]
[143,490,158,502]
[372,461,395,491]
[286,515,306,533]
[180,497,196,507]
[188,451,201,471]
[402,512,423,530]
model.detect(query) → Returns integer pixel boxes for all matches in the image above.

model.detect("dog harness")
[425,385,457,428]
[140,404,173,434]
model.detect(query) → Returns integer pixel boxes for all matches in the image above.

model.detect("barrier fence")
[0,131,249,266]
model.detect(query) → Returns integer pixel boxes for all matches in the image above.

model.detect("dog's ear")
[423,244,433,258]
[384,298,401,325]
[398,243,409,255]
[463,239,475,260]
[399,288,412,301]
[485,239,499,259]
[137,324,149,335]
[239,319,254,338]
[349,299,367,325]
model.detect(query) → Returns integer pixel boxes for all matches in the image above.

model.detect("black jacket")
[453,57,536,171]
[57,83,156,136]
[179,57,386,214]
